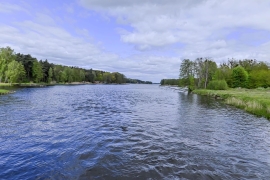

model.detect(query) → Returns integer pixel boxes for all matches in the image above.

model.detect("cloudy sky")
[1,0,270,82]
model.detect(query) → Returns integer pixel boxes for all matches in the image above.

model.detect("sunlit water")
[1,84,270,179]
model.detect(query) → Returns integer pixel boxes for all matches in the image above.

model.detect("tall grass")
[194,88,270,119]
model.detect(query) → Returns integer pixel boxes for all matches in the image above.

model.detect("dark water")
[1,85,270,179]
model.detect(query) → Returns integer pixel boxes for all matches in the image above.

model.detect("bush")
[207,80,228,90]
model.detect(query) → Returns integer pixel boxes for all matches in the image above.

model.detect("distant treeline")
[126,78,152,84]
[160,58,270,90]
[160,79,179,86]
[0,46,152,84]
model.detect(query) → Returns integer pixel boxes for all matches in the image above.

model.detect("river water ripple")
[0,84,270,179]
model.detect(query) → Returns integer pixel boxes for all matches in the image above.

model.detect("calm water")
[1,84,270,179]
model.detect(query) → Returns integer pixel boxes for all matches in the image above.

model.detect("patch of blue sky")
[226,27,270,47]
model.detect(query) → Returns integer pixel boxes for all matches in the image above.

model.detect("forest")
[0,46,152,85]
[161,58,270,90]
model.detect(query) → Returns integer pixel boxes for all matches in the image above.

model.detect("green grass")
[0,89,10,95]
[0,83,12,87]
[193,88,270,119]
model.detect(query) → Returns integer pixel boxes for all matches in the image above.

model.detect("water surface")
[1,85,270,179]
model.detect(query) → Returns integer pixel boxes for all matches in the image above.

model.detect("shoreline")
[193,89,270,119]
[0,89,12,95]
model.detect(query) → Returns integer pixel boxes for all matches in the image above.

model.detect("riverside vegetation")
[160,58,270,119]
[0,89,9,95]
[193,88,270,119]
[0,46,152,93]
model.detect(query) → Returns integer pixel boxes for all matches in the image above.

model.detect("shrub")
[207,80,228,90]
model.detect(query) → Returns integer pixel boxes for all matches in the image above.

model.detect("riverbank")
[0,89,11,95]
[193,88,270,119]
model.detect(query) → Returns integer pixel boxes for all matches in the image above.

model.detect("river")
[1,84,270,179]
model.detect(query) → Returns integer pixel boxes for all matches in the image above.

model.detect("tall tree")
[232,66,248,88]
[0,47,16,82]
[5,60,25,84]
[48,67,53,83]
[32,61,43,83]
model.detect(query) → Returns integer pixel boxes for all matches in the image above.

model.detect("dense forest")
[161,58,270,90]
[0,46,152,84]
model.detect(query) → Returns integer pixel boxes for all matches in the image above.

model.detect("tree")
[5,60,25,84]
[179,59,196,88]
[48,67,53,83]
[32,60,43,83]
[0,47,16,82]
[85,69,95,82]
[103,72,112,83]
[232,66,248,88]
[60,71,67,82]
[79,70,85,82]
[16,53,36,82]
[63,67,73,83]
[248,70,270,88]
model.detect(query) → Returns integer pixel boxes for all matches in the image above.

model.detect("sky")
[0,0,270,82]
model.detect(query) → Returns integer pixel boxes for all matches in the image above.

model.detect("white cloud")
[80,0,270,63]
[0,14,175,82]
[1,1,270,82]
[0,2,26,13]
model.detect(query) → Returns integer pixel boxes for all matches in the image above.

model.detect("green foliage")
[178,58,218,89]
[0,47,16,82]
[160,79,179,86]
[79,70,85,82]
[48,67,53,83]
[207,80,228,90]
[0,46,147,84]
[127,78,152,84]
[188,76,195,91]
[32,61,43,83]
[0,89,10,94]
[248,70,270,89]
[232,66,248,88]
[103,72,112,83]
[5,60,25,84]
[177,57,270,90]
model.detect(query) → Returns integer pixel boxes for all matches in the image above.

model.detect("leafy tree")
[232,66,248,88]
[32,60,43,83]
[96,71,103,82]
[48,67,53,83]
[103,72,112,83]
[60,71,67,82]
[79,70,85,82]
[5,60,25,84]
[0,47,16,82]
[16,53,35,82]
[248,70,270,88]
[63,67,73,83]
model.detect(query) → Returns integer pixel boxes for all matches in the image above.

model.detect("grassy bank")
[193,88,270,119]
[0,89,10,95]
[0,83,12,87]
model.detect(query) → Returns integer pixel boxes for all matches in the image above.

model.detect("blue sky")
[1,0,270,82]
